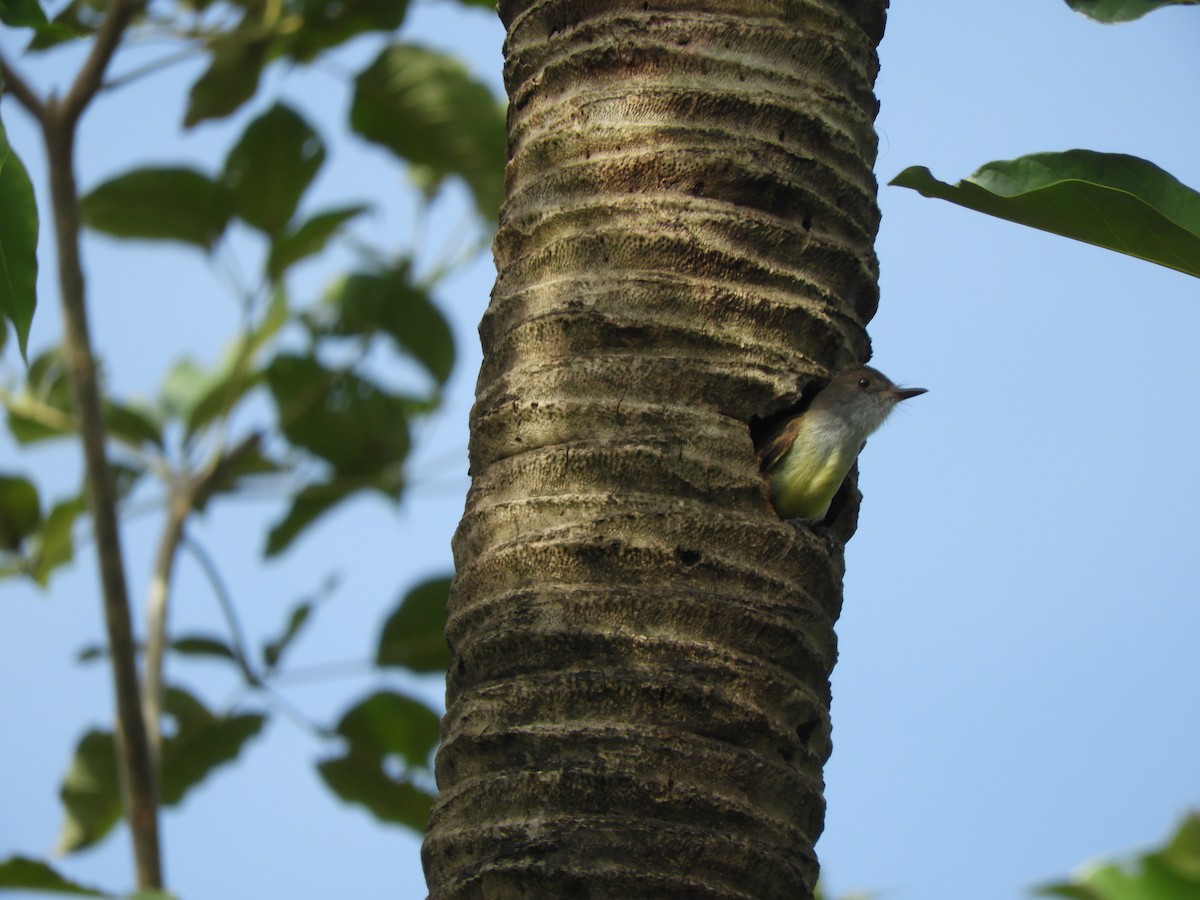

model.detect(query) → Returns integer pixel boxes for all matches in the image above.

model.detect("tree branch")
[142,486,192,763]
[60,0,143,126]
[0,53,46,123]
[42,116,164,887]
[39,1,163,880]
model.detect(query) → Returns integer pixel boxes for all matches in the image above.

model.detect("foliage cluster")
[0,0,501,894]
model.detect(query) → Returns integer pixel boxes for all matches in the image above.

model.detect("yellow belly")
[769,445,853,522]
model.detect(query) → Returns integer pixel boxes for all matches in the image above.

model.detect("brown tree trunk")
[424,1,887,896]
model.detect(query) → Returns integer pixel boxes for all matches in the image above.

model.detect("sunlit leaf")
[158,686,265,805]
[350,43,505,218]
[1162,812,1200,880]
[286,0,411,61]
[266,205,368,282]
[5,346,73,445]
[1037,811,1200,899]
[57,729,121,854]
[376,576,451,673]
[0,474,40,551]
[0,115,38,360]
[159,358,211,423]
[314,264,454,385]
[82,167,231,249]
[0,855,108,896]
[184,35,269,127]
[891,151,1200,279]
[223,103,325,235]
[1065,0,1198,22]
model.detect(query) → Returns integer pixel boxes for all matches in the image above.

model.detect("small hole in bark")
[796,717,818,746]
[802,212,813,230]
[676,547,701,567]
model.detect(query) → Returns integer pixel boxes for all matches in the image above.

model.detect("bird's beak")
[888,387,927,402]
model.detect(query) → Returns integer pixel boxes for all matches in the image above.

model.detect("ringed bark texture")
[425,1,887,897]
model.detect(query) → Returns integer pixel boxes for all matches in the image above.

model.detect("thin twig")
[181,531,259,685]
[265,658,376,686]
[100,42,204,93]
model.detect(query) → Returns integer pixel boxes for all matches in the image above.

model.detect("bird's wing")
[757,417,801,472]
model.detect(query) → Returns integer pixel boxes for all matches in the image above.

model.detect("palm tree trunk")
[424,1,887,897]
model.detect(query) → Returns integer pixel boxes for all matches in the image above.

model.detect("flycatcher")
[758,365,926,522]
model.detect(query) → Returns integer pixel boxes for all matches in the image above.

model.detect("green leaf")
[165,290,288,441]
[1065,0,1199,22]
[102,399,163,450]
[27,493,86,586]
[265,354,412,478]
[316,754,434,831]
[1036,812,1200,900]
[0,0,48,28]
[0,855,108,896]
[159,358,211,422]
[266,205,368,282]
[891,151,1200,279]
[184,35,269,127]
[171,634,237,662]
[25,0,101,50]
[1162,812,1200,880]
[376,576,451,673]
[191,433,280,511]
[223,103,325,235]
[57,729,121,854]
[158,686,265,805]
[264,480,353,557]
[81,167,231,249]
[76,644,105,664]
[57,695,265,853]
[334,690,440,767]
[0,473,40,551]
[262,600,313,670]
[350,43,505,218]
[285,0,410,62]
[314,265,454,385]
[0,115,39,360]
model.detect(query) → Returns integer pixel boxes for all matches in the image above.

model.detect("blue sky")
[2,2,1198,898]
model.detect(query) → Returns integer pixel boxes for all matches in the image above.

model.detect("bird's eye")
[857,377,871,389]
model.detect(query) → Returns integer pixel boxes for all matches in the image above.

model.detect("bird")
[758,364,926,522]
